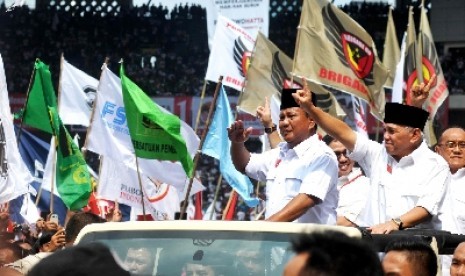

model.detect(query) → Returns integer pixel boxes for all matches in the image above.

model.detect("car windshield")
[78,229,296,276]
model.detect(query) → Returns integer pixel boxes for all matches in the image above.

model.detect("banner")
[86,65,200,193]
[205,0,269,47]
[59,57,99,127]
[0,54,31,204]
[382,7,400,88]
[403,6,422,105]
[205,15,256,91]
[293,0,388,119]
[239,32,345,120]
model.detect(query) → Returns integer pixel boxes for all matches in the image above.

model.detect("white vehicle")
[74,220,361,276]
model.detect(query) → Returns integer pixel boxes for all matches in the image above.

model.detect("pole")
[16,59,38,145]
[179,76,223,219]
[209,175,222,220]
[135,156,147,220]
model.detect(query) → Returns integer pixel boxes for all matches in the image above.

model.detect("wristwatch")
[391,217,404,230]
[264,124,277,134]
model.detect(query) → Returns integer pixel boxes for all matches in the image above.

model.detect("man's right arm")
[292,82,357,151]
[228,120,253,173]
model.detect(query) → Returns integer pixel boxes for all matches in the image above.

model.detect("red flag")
[224,191,238,221]
[194,192,203,220]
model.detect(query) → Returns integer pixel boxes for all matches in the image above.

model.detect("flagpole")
[82,57,109,158]
[209,174,222,220]
[180,76,223,219]
[16,59,38,145]
[135,156,147,220]
[290,1,305,85]
[193,81,207,133]
[50,139,57,214]
[222,189,235,220]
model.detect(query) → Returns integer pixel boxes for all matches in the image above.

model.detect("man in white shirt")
[435,127,465,234]
[229,88,338,223]
[323,135,370,227]
[292,81,452,234]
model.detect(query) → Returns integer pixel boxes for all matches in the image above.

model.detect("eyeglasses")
[333,149,349,158]
[438,141,465,149]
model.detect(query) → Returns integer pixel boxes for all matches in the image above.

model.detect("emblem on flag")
[234,37,252,77]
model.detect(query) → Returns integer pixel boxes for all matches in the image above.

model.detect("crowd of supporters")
[0,1,463,220]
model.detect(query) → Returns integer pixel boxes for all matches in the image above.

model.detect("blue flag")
[201,86,259,207]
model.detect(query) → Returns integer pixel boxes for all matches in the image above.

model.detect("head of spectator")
[451,242,465,276]
[31,230,57,254]
[283,231,383,276]
[0,242,23,267]
[64,212,105,247]
[28,242,129,276]
[383,103,429,161]
[382,238,437,276]
[278,88,318,148]
[235,247,265,275]
[123,246,156,275]
[323,135,354,177]
[183,250,230,276]
[435,127,465,174]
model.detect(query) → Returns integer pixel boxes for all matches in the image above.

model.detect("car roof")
[75,220,362,244]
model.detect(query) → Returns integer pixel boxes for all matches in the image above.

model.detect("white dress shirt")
[336,167,370,226]
[246,134,338,224]
[450,167,465,234]
[349,133,452,230]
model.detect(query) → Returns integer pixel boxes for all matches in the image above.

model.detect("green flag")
[23,61,58,133]
[48,106,92,210]
[120,65,193,177]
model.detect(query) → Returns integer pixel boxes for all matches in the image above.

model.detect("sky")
[3,0,395,10]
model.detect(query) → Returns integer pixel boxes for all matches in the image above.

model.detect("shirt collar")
[278,134,318,159]
[453,167,465,178]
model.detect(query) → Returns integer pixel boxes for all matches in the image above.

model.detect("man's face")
[124,248,153,275]
[383,123,416,160]
[451,242,465,276]
[184,263,216,276]
[279,107,314,148]
[329,140,354,177]
[435,128,465,174]
[382,251,416,276]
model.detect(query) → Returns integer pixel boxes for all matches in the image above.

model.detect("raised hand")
[256,97,273,128]
[227,120,253,144]
[410,74,436,108]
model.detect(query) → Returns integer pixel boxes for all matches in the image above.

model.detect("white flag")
[86,65,200,192]
[205,15,256,91]
[97,157,204,219]
[351,95,368,137]
[40,137,60,197]
[59,57,99,126]
[0,54,32,203]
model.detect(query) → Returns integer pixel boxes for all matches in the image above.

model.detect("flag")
[205,15,256,91]
[382,7,401,88]
[403,6,422,105]
[120,65,194,177]
[143,179,181,221]
[48,106,92,210]
[418,5,449,120]
[201,86,259,207]
[202,200,217,220]
[224,191,238,221]
[15,127,68,225]
[351,95,368,137]
[391,32,407,104]
[85,65,199,193]
[0,54,32,204]
[293,0,388,119]
[97,157,205,214]
[58,56,99,126]
[239,32,345,120]
[6,0,25,11]
[22,61,58,134]
[194,192,203,220]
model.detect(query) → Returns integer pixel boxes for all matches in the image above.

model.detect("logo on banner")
[234,37,252,77]
[322,4,375,85]
[83,86,97,110]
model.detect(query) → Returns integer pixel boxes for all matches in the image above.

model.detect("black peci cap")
[384,102,429,129]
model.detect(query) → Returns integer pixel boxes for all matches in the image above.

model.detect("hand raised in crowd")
[227,120,253,144]
[292,80,314,109]
[410,74,437,108]
[106,201,122,222]
[256,97,273,128]
[47,228,66,252]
